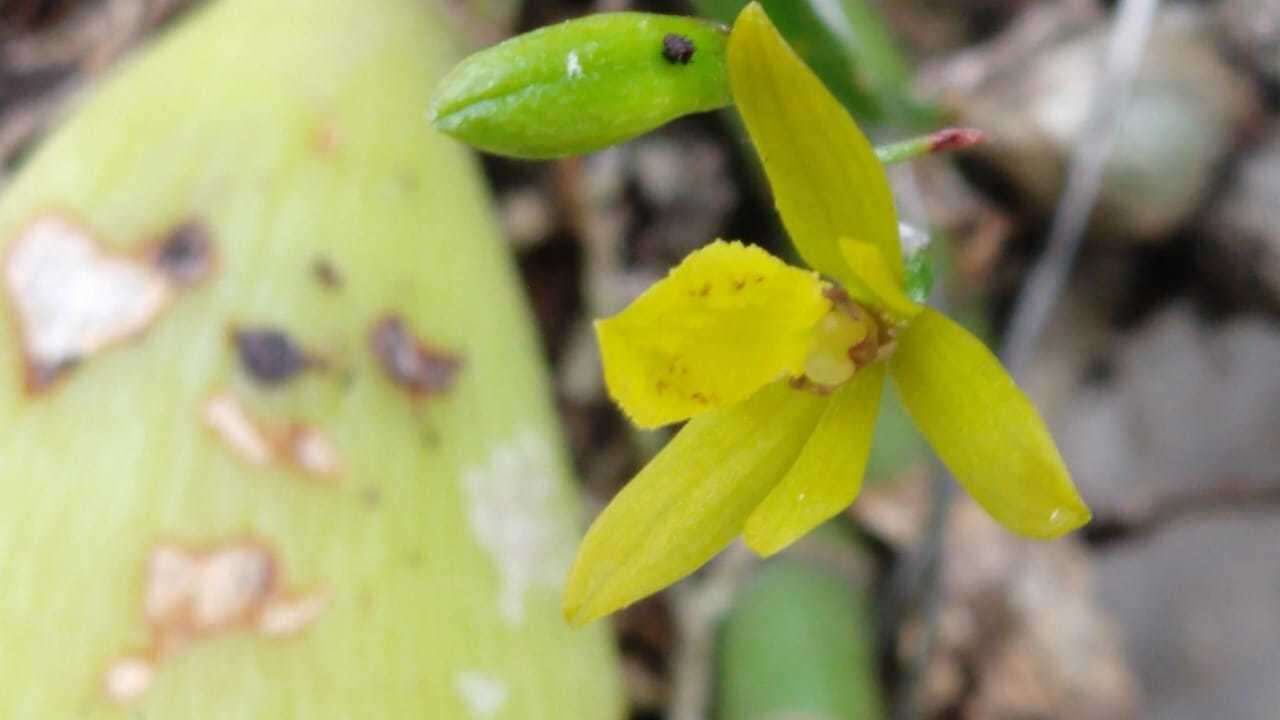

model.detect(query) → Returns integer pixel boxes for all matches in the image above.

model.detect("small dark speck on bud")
[662,34,696,65]
[233,327,310,386]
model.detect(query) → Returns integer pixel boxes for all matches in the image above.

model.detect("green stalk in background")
[718,525,885,720]
[0,0,622,717]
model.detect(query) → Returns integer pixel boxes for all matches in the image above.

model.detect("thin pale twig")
[1001,0,1162,377]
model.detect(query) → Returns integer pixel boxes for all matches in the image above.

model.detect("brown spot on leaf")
[232,327,311,387]
[310,123,339,155]
[148,220,215,287]
[311,257,343,290]
[106,540,328,704]
[369,314,463,397]
[203,391,341,478]
[5,214,178,393]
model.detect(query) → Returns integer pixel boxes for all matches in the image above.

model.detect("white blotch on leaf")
[455,671,509,718]
[289,427,342,476]
[103,656,154,703]
[6,215,172,388]
[108,541,328,704]
[191,544,275,630]
[145,542,279,636]
[257,592,331,637]
[463,430,573,626]
[203,391,342,478]
[566,50,584,79]
[204,393,273,466]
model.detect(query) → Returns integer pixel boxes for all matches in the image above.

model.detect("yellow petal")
[888,308,1090,538]
[597,240,829,428]
[839,237,922,322]
[743,362,885,556]
[563,381,828,625]
[728,3,902,287]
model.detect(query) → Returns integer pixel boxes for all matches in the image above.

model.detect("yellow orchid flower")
[563,2,1090,625]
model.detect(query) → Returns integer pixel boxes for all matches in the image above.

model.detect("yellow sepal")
[563,381,828,625]
[596,240,829,429]
[743,361,885,556]
[727,3,903,287]
[839,237,922,322]
[889,308,1091,538]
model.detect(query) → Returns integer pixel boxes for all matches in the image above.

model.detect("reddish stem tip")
[929,127,986,154]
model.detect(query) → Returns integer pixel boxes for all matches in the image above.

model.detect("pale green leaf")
[0,0,623,714]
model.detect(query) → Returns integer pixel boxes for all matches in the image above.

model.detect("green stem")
[718,525,885,720]
[875,128,985,165]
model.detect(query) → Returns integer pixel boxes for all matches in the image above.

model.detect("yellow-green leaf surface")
[839,237,921,322]
[0,0,622,716]
[597,240,828,428]
[727,3,902,289]
[889,309,1090,538]
[564,381,827,624]
[744,362,884,556]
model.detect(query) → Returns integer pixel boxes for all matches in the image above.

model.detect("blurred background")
[2,0,1278,718]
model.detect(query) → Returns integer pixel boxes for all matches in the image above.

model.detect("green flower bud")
[430,13,731,159]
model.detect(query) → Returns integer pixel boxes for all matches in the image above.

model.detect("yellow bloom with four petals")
[563,3,1090,625]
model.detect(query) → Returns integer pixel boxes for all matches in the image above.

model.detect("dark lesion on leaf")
[662,33,696,65]
[369,314,463,397]
[150,220,215,286]
[27,357,79,392]
[311,256,343,291]
[232,326,312,387]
